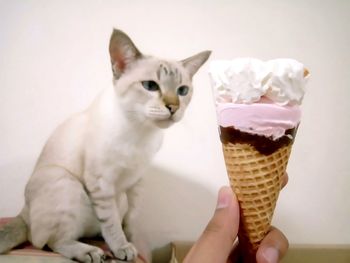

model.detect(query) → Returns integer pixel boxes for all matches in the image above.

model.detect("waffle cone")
[222,142,292,258]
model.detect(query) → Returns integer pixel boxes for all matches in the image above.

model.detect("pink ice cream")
[209,58,309,140]
[216,99,301,140]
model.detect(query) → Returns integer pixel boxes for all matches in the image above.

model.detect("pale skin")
[184,173,289,263]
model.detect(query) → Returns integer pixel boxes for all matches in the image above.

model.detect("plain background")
[1,0,349,255]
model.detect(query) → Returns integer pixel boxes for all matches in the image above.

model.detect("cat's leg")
[123,179,143,242]
[27,166,105,263]
[123,179,152,263]
[85,174,137,261]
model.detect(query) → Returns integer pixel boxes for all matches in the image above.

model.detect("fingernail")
[262,247,279,263]
[216,186,232,209]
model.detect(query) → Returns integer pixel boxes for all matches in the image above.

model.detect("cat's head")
[109,29,211,129]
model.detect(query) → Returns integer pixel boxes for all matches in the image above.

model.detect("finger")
[184,186,240,263]
[281,172,289,189]
[256,226,289,263]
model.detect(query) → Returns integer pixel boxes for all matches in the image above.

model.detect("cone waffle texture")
[222,142,292,252]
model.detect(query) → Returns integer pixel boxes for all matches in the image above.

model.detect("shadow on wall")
[135,164,216,263]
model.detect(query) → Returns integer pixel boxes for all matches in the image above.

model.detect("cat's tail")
[0,216,28,254]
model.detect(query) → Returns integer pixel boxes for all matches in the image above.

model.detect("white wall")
[1,0,349,253]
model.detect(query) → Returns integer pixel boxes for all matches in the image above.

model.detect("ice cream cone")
[209,58,309,262]
[222,142,292,259]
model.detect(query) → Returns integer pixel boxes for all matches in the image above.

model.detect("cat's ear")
[109,29,142,79]
[181,50,211,78]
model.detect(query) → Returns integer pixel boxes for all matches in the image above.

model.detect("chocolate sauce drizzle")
[219,126,298,155]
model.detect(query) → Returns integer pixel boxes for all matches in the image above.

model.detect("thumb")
[184,186,240,263]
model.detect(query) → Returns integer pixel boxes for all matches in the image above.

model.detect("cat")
[0,29,211,262]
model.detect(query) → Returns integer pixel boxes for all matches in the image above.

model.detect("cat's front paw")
[114,242,137,261]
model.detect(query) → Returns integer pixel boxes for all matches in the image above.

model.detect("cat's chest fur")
[101,126,162,187]
[83,88,164,185]
[100,124,163,171]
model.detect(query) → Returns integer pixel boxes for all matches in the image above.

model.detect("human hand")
[184,174,289,263]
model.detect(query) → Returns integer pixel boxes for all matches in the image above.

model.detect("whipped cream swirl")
[209,58,309,105]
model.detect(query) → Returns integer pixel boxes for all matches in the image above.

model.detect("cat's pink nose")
[166,104,179,114]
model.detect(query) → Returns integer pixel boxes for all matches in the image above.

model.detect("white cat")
[0,29,210,262]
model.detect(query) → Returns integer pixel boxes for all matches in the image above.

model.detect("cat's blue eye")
[142,81,160,92]
[177,85,189,96]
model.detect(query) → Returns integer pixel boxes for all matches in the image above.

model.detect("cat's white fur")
[0,29,210,262]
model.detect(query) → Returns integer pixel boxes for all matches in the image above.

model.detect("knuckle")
[203,220,236,244]
[204,220,222,235]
